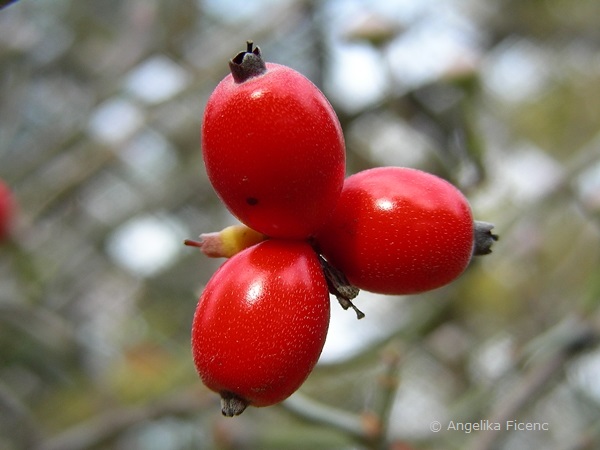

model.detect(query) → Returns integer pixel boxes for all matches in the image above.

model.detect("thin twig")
[371,342,404,450]
[562,418,600,450]
[0,379,44,448]
[468,317,599,450]
[281,392,375,442]
[35,387,210,450]
[281,344,405,450]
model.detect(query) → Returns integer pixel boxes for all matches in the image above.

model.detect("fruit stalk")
[184,224,267,258]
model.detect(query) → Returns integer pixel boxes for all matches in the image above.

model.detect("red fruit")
[201,42,345,239]
[191,240,330,416]
[316,167,474,295]
[0,179,14,242]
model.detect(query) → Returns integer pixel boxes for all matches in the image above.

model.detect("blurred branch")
[18,141,117,223]
[370,342,404,450]
[0,0,18,10]
[0,379,43,448]
[469,315,599,450]
[564,419,600,450]
[34,387,210,450]
[0,301,76,356]
[517,129,600,215]
[281,392,376,442]
[282,342,404,449]
[317,296,453,375]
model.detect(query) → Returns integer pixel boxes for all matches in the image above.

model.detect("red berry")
[191,240,330,416]
[316,167,474,295]
[201,42,345,239]
[0,179,14,242]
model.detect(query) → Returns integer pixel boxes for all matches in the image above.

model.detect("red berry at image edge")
[316,167,475,295]
[201,42,346,239]
[0,180,14,242]
[191,240,330,416]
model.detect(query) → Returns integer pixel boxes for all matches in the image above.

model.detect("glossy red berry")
[191,239,330,416]
[0,179,14,242]
[316,167,474,295]
[201,42,345,239]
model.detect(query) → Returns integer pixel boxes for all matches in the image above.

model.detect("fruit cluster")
[187,42,497,417]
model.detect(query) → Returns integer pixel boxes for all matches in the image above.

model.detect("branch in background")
[469,316,599,450]
[370,342,404,450]
[34,387,210,450]
[0,379,43,448]
[281,343,404,450]
[0,0,18,10]
[565,418,600,450]
[281,392,376,443]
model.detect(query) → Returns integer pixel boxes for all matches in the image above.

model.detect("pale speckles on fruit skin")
[316,167,474,295]
[192,240,330,409]
[201,62,345,239]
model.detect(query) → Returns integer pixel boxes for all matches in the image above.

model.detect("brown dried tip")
[318,255,364,319]
[184,233,224,258]
[229,40,267,83]
[220,391,249,417]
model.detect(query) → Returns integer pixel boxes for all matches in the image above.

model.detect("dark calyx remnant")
[473,221,499,256]
[221,391,249,417]
[229,40,268,83]
[319,254,364,320]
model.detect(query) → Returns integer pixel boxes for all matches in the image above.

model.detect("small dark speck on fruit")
[246,197,259,206]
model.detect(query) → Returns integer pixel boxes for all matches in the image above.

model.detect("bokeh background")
[2,0,600,449]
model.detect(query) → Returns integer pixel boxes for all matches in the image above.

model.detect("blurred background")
[2,0,600,449]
